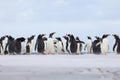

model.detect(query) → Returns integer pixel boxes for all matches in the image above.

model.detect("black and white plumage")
[0,35,8,54]
[92,36,101,54]
[112,34,120,53]
[67,34,77,54]
[84,36,93,54]
[5,36,15,55]
[63,35,71,54]
[26,35,35,54]
[35,34,45,54]
[55,37,64,54]
[101,34,110,55]
[47,32,57,54]
[15,37,26,54]
[76,37,85,55]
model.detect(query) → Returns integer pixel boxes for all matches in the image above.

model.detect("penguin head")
[16,37,25,42]
[62,36,68,40]
[102,34,110,39]
[76,37,85,44]
[56,37,62,41]
[31,35,35,39]
[95,36,101,41]
[76,37,80,41]
[42,37,47,41]
[112,34,119,40]
[8,36,14,40]
[49,32,56,38]
[87,36,92,40]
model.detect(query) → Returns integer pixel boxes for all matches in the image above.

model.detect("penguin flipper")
[113,42,117,51]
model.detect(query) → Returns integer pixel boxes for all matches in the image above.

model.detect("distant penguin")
[5,36,15,55]
[15,37,26,54]
[84,36,93,54]
[101,34,110,55]
[26,35,35,54]
[47,32,57,54]
[63,35,71,54]
[42,37,48,54]
[55,37,64,54]
[92,36,101,54]
[76,37,85,55]
[0,35,8,54]
[67,34,77,54]
[35,34,45,54]
[112,34,120,53]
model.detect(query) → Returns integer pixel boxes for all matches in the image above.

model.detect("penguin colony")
[0,32,119,55]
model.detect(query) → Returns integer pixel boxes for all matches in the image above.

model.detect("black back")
[15,37,26,54]
[113,34,120,53]
[5,36,15,54]
[92,36,101,54]
[35,34,45,53]
[26,35,35,53]
[68,34,77,53]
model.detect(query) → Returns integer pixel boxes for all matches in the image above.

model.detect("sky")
[0,0,120,50]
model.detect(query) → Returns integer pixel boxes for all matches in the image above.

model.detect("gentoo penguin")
[55,37,64,54]
[92,36,101,54]
[0,35,8,55]
[101,34,110,55]
[26,35,35,54]
[67,34,77,54]
[84,36,93,54]
[47,32,57,54]
[112,34,120,53]
[42,37,48,54]
[15,37,26,54]
[76,37,85,55]
[63,35,71,54]
[35,34,45,54]
[5,36,15,55]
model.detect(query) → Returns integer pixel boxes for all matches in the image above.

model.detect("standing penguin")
[35,34,45,54]
[26,35,35,54]
[63,35,71,54]
[67,34,77,54]
[5,36,15,55]
[112,34,120,53]
[101,34,110,55]
[92,36,101,54]
[47,32,56,54]
[15,37,26,54]
[76,37,85,55]
[84,36,93,54]
[55,37,64,54]
[0,35,8,55]
[42,37,48,54]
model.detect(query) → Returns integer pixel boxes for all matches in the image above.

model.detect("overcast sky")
[0,0,120,40]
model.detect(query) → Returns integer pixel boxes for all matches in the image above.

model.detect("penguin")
[76,37,85,55]
[15,37,26,54]
[0,35,8,55]
[26,35,35,54]
[101,34,110,55]
[84,36,93,54]
[42,37,48,54]
[67,34,77,54]
[35,34,45,54]
[112,34,120,53]
[5,36,15,55]
[63,35,71,54]
[92,36,101,54]
[47,32,57,54]
[55,37,64,54]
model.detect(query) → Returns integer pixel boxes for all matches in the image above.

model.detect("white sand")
[0,54,119,80]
